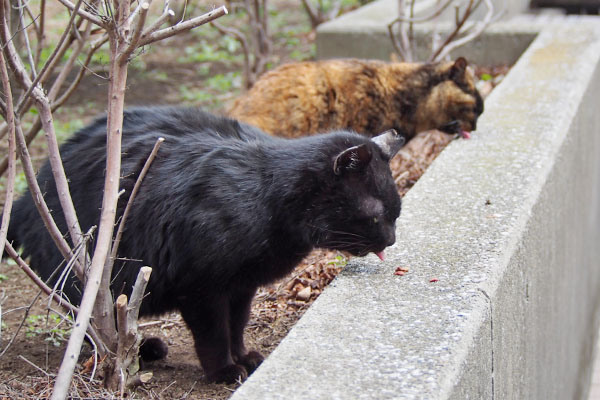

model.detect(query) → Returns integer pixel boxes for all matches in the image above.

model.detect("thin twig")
[211,20,252,89]
[0,291,42,358]
[17,0,37,79]
[120,1,151,60]
[140,6,174,39]
[56,0,105,27]
[392,0,454,23]
[19,355,52,377]
[47,19,93,102]
[0,0,93,277]
[138,5,228,47]
[4,242,80,316]
[428,0,475,61]
[431,0,494,61]
[110,137,164,264]
[0,45,16,261]
[13,0,84,112]
[52,34,109,107]
[10,117,78,265]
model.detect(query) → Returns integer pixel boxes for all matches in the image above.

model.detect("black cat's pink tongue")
[460,130,471,139]
[375,251,385,261]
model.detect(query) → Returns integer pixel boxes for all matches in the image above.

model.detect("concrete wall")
[315,0,541,65]
[231,16,600,400]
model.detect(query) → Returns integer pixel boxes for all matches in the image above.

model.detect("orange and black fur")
[228,57,483,140]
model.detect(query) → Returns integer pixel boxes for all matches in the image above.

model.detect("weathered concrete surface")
[232,16,600,400]
[315,0,556,65]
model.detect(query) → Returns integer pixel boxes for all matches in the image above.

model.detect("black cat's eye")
[373,217,379,224]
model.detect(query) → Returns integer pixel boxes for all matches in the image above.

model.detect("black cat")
[6,107,403,383]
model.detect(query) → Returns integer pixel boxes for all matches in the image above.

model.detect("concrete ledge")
[232,16,600,400]
[315,0,563,65]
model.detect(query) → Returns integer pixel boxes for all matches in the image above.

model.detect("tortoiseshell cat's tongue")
[376,251,386,261]
[461,130,472,139]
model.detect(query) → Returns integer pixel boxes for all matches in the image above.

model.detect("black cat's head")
[416,57,484,138]
[308,129,404,259]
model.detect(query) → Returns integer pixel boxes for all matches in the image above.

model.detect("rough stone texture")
[231,16,600,400]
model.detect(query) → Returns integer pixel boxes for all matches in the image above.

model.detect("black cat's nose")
[384,226,396,247]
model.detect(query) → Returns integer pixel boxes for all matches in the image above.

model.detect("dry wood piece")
[107,267,152,393]
[391,129,455,196]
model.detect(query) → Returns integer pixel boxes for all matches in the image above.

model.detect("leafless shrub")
[212,0,271,88]
[301,0,343,27]
[389,0,500,62]
[0,0,228,396]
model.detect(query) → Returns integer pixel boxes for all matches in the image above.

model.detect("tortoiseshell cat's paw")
[238,350,264,374]
[206,364,248,384]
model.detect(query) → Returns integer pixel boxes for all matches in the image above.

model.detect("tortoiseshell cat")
[228,57,483,140]
[6,107,404,384]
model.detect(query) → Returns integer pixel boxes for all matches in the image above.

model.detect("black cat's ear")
[333,144,372,175]
[372,129,405,160]
[449,57,468,81]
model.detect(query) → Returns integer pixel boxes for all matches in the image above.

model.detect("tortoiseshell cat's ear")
[372,129,405,161]
[449,57,468,81]
[333,144,372,175]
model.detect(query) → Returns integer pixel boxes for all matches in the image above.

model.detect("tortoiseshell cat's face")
[416,58,484,137]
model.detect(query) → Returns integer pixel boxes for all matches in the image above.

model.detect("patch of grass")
[178,39,242,64]
[178,85,214,106]
[25,313,72,347]
[327,255,348,268]
[53,118,86,143]
[206,72,242,92]
[14,172,28,196]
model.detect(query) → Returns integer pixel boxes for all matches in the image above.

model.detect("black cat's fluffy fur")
[6,107,401,383]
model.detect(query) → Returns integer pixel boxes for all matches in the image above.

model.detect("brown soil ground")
[0,3,509,397]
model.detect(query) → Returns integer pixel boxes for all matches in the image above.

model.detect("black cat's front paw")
[139,336,169,362]
[206,364,248,384]
[238,350,264,374]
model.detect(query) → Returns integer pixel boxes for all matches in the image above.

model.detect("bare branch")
[388,0,411,61]
[0,50,15,261]
[110,137,164,264]
[52,34,109,106]
[120,1,151,60]
[56,0,106,27]
[391,0,454,23]
[3,242,79,316]
[408,0,416,60]
[0,0,88,277]
[14,0,83,112]
[17,0,37,79]
[0,291,42,359]
[431,0,494,61]
[300,0,320,27]
[211,20,252,89]
[138,5,228,47]
[109,266,152,391]
[141,6,174,37]
[47,20,93,102]
[428,0,476,61]
[35,99,87,279]
[12,120,84,269]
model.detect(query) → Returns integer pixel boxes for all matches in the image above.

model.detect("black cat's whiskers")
[307,223,369,240]
[307,223,375,254]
